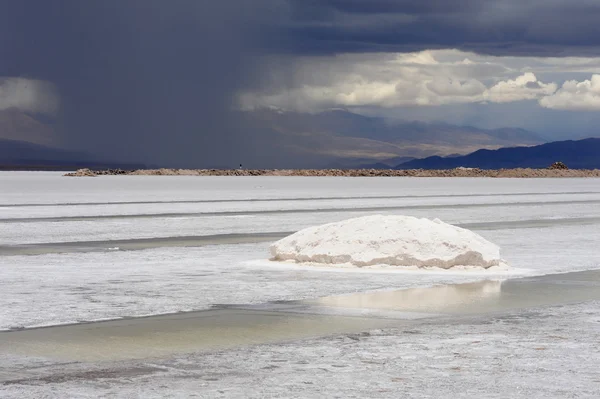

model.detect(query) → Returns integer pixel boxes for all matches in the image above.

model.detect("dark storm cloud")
[274,0,600,56]
[0,0,301,167]
[309,0,480,14]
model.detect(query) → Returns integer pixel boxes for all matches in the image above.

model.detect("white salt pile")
[270,215,506,269]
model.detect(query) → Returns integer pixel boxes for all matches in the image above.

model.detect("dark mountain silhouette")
[396,138,600,170]
[0,139,145,170]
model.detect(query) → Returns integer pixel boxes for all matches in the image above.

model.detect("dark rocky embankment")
[65,167,600,178]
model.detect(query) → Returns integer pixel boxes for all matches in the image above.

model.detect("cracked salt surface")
[2,173,600,397]
[12,271,598,365]
[2,301,599,398]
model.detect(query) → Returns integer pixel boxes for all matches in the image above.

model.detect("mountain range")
[239,108,545,167]
[0,138,146,170]
[1,107,550,169]
[396,138,600,170]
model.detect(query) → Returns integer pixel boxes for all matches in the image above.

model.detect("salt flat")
[1,172,600,397]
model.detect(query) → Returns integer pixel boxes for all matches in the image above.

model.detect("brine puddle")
[2,269,600,368]
[308,269,600,314]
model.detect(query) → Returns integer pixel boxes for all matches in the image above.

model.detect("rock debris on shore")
[65,167,600,178]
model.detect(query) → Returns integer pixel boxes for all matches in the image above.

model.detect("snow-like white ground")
[1,172,600,329]
[2,301,599,398]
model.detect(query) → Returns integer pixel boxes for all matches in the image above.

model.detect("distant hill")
[396,138,600,170]
[238,108,546,167]
[0,109,57,146]
[0,138,146,170]
[0,109,146,170]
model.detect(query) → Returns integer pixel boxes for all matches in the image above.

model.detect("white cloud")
[392,51,440,65]
[539,75,600,111]
[485,73,557,103]
[238,77,487,111]
[238,51,495,111]
[427,77,487,97]
[0,77,59,115]
[237,50,600,112]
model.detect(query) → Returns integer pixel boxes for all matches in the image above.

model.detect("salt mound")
[270,215,505,269]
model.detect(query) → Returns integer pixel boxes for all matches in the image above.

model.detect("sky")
[1,0,600,166]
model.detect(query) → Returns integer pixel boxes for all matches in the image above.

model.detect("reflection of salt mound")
[315,280,502,311]
[270,215,506,269]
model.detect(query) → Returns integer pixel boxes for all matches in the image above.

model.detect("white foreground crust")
[270,215,504,269]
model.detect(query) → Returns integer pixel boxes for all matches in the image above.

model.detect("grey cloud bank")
[273,0,600,56]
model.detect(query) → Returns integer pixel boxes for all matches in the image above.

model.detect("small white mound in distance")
[270,215,507,269]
